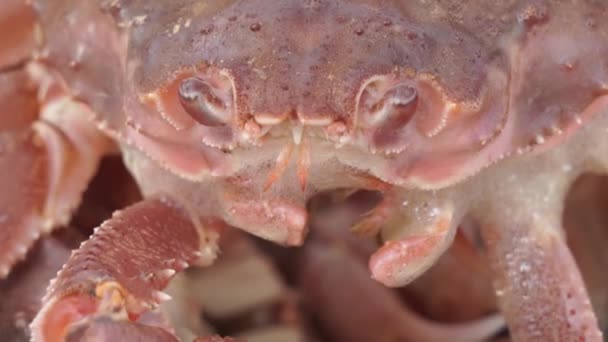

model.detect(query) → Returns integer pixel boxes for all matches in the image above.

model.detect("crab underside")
[1,0,608,341]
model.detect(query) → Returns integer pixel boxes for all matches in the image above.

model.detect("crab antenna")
[292,123,304,145]
[264,142,294,191]
[297,138,311,191]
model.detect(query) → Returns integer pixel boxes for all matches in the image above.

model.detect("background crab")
[1,0,607,341]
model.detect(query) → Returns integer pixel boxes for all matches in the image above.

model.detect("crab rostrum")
[1,0,607,340]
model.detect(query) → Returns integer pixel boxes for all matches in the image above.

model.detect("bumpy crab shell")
[1,0,607,341]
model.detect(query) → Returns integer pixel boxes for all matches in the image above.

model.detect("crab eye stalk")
[178,77,231,127]
[382,84,418,127]
[357,79,425,153]
[363,83,418,129]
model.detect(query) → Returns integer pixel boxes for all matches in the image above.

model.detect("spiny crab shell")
[1,0,608,341]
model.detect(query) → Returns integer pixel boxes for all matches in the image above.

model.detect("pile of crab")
[1,0,608,341]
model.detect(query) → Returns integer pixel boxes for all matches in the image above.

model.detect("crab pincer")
[0,64,110,279]
[367,193,458,288]
[30,196,219,341]
[0,0,112,276]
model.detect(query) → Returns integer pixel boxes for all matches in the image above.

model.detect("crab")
[1,0,607,340]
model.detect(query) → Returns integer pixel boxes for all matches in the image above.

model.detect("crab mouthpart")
[264,132,311,191]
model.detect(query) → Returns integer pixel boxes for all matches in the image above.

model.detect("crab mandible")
[1,0,607,340]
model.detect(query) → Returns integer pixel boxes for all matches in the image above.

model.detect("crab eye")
[363,83,418,129]
[178,77,231,127]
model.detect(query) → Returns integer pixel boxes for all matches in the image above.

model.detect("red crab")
[1,0,607,341]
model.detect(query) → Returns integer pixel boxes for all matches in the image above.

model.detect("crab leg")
[479,211,602,341]
[0,237,71,340]
[350,193,398,237]
[30,196,219,341]
[474,103,608,341]
[299,241,504,342]
[0,123,104,277]
[0,129,49,277]
[0,70,110,278]
[0,0,36,69]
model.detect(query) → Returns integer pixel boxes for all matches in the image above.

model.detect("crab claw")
[0,64,109,279]
[221,187,308,247]
[367,194,458,287]
[30,196,220,342]
[0,120,106,278]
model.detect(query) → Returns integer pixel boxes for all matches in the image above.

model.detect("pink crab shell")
[0,0,607,341]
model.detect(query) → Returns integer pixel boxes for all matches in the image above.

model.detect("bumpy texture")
[0,0,607,341]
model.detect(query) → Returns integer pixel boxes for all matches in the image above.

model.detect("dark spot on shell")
[200,25,214,35]
[383,19,393,26]
[405,31,418,40]
[281,84,289,91]
[354,28,365,36]
[250,23,262,32]
[517,3,549,28]
[228,16,238,22]
[336,15,348,24]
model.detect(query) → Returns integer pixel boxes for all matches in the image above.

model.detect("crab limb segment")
[63,317,181,342]
[0,68,38,131]
[222,182,308,246]
[0,237,71,340]
[368,197,457,287]
[30,196,219,342]
[0,0,36,69]
[350,192,397,237]
[0,113,106,278]
[296,138,311,191]
[0,62,110,278]
[347,174,396,237]
[223,196,308,246]
[0,130,48,278]
[480,215,602,341]
[300,241,504,342]
[264,142,294,191]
